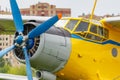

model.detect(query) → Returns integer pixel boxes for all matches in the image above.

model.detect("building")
[0,35,20,66]
[78,14,103,20]
[20,2,71,17]
[78,13,120,20]
[0,6,11,15]
[0,10,11,15]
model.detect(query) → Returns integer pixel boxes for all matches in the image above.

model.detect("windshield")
[66,20,79,30]
[54,19,68,27]
[75,21,89,32]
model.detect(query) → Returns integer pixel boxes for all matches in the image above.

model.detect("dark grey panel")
[46,26,71,37]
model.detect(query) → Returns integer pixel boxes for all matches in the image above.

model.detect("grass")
[7,65,27,76]
[0,20,15,34]
[0,20,26,34]
[0,59,36,78]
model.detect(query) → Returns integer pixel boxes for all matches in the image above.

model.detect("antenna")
[90,0,98,20]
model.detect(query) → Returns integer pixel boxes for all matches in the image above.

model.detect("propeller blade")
[22,47,33,80]
[10,0,24,33]
[28,14,62,38]
[0,45,15,58]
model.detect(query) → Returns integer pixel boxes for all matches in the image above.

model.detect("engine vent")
[14,23,40,60]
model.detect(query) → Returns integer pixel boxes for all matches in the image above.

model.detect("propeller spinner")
[0,0,62,80]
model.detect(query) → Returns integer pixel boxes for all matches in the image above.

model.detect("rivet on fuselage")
[60,73,64,76]
[78,54,82,58]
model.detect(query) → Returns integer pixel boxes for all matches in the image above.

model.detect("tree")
[0,58,5,67]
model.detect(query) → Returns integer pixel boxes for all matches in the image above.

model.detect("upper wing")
[0,14,50,21]
[0,73,38,80]
[100,17,120,31]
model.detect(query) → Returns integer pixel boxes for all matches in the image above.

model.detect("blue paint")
[71,34,120,46]
[102,40,120,46]
[23,47,33,80]
[0,45,15,58]
[28,15,59,39]
[26,39,34,49]
[10,0,24,32]
[15,36,23,45]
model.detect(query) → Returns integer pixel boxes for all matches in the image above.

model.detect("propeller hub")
[15,35,23,45]
[26,39,34,49]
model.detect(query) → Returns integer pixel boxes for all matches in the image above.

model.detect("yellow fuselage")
[56,19,120,80]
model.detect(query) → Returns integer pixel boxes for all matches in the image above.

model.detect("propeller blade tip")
[57,13,62,19]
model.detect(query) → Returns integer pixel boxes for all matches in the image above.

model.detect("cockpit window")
[75,21,89,32]
[98,26,104,36]
[66,20,79,30]
[54,19,68,27]
[62,18,109,43]
[73,20,109,42]
[86,33,102,41]
[104,28,109,38]
[90,24,97,34]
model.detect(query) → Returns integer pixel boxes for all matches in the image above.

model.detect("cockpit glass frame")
[73,19,109,42]
[65,19,79,31]
[90,24,97,34]
[75,21,89,32]
[61,17,109,43]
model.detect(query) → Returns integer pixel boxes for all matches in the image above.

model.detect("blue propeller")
[23,47,33,80]
[10,0,24,33]
[0,45,15,58]
[28,14,62,39]
[10,0,33,80]
[0,0,62,80]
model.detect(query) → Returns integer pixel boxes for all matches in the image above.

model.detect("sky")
[0,0,120,17]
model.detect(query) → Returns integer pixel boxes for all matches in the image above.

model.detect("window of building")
[65,20,79,31]
[51,5,54,8]
[6,43,8,46]
[0,43,2,46]
[6,38,8,41]
[38,6,41,9]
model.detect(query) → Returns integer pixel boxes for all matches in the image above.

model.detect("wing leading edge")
[0,14,50,21]
[100,17,120,31]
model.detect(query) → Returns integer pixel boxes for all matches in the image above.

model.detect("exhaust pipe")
[36,71,56,80]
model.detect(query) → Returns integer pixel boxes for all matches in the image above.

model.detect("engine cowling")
[14,21,71,73]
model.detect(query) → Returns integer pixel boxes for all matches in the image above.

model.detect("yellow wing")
[100,17,120,31]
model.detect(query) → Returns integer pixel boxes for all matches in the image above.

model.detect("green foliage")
[0,59,26,75]
[0,20,15,34]
[7,65,27,76]
[0,63,36,76]
[0,64,10,73]
[0,58,10,73]
[0,58,5,67]
[0,20,27,35]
